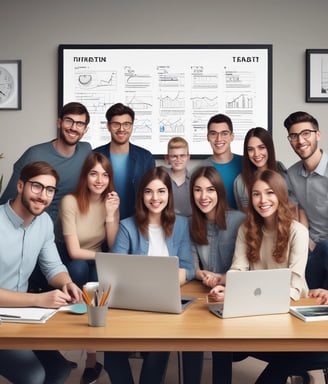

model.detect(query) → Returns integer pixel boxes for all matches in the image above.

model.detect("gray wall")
[1,0,328,187]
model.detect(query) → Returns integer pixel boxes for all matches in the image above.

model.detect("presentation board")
[58,44,272,157]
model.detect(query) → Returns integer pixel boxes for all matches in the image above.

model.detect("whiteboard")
[58,44,272,157]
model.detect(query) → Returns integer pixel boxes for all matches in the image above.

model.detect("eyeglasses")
[109,121,133,130]
[26,181,58,197]
[62,117,87,130]
[208,130,231,138]
[168,154,188,160]
[287,129,317,142]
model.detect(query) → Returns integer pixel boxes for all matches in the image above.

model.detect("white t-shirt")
[148,224,169,256]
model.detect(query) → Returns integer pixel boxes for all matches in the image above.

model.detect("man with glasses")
[202,113,242,209]
[94,103,155,219]
[164,136,192,217]
[0,161,82,384]
[0,102,91,222]
[285,111,328,289]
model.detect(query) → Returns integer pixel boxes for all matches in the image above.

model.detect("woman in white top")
[104,166,194,384]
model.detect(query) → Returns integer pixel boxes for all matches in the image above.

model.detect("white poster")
[59,45,272,157]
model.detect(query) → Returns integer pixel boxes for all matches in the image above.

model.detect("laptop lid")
[209,269,291,319]
[95,252,195,314]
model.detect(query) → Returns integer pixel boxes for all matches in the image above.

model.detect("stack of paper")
[0,307,58,323]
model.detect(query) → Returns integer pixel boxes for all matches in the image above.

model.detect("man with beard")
[0,102,91,221]
[0,161,82,384]
[285,111,328,289]
[94,103,155,220]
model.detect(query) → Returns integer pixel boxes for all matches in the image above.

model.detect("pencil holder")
[87,305,108,327]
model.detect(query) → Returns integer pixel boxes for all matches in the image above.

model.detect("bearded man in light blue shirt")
[0,161,82,384]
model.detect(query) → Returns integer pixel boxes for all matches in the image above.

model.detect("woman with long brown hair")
[55,151,120,383]
[208,169,309,384]
[104,166,194,384]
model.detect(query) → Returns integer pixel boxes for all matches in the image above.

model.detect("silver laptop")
[95,252,196,314]
[208,269,291,318]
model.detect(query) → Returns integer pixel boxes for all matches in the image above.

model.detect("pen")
[0,314,21,318]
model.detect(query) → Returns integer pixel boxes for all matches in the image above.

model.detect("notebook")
[290,305,328,322]
[208,269,291,319]
[0,307,58,323]
[95,252,196,314]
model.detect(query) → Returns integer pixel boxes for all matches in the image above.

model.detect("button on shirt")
[287,151,328,243]
[0,202,67,292]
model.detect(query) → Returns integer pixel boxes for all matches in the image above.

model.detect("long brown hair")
[190,166,229,245]
[72,152,115,214]
[245,169,294,263]
[241,127,278,194]
[135,166,175,237]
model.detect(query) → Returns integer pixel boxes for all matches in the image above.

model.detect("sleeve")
[112,222,133,254]
[192,243,201,270]
[288,222,309,300]
[229,224,250,271]
[38,216,68,281]
[59,195,79,236]
[175,218,195,281]
[233,174,248,210]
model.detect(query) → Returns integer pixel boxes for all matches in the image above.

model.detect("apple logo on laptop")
[254,288,262,296]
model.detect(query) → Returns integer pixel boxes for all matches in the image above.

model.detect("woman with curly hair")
[208,169,309,384]
[210,169,308,302]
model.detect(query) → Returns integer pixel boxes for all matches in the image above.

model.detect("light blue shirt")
[112,215,195,281]
[0,202,67,292]
[203,154,242,209]
[110,152,129,219]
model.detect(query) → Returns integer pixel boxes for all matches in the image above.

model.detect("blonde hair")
[167,137,189,152]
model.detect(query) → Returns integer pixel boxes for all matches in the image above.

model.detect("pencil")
[82,287,92,306]
[100,286,111,306]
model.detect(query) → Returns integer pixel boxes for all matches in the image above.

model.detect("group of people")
[1,101,328,384]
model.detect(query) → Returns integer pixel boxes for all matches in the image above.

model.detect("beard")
[58,127,81,146]
[21,193,48,217]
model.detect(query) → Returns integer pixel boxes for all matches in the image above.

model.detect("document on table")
[0,307,58,323]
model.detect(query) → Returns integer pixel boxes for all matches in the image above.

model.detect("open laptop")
[95,252,196,314]
[208,269,291,319]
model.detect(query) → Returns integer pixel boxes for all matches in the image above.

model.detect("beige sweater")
[230,220,309,301]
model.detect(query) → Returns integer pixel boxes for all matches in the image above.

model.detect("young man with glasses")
[94,102,155,219]
[285,111,328,289]
[164,136,192,217]
[0,102,91,222]
[0,161,82,384]
[202,113,242,209]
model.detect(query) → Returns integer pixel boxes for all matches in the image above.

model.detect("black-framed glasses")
[109,121,133,130]
[26,181,58,197]
[287,129,317,142]
[62,117,87,130]
[208,130,231,138]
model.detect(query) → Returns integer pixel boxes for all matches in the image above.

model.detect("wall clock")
[0,60,22,110]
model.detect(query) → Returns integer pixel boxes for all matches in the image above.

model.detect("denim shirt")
[112,215,195,281]
[192,210,245,274]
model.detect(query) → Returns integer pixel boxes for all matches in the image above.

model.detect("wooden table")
[0,280,328,351]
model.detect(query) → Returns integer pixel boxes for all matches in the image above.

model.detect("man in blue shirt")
[202,113,242,209]
[94,103,155,219]
[0,161,82,384]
